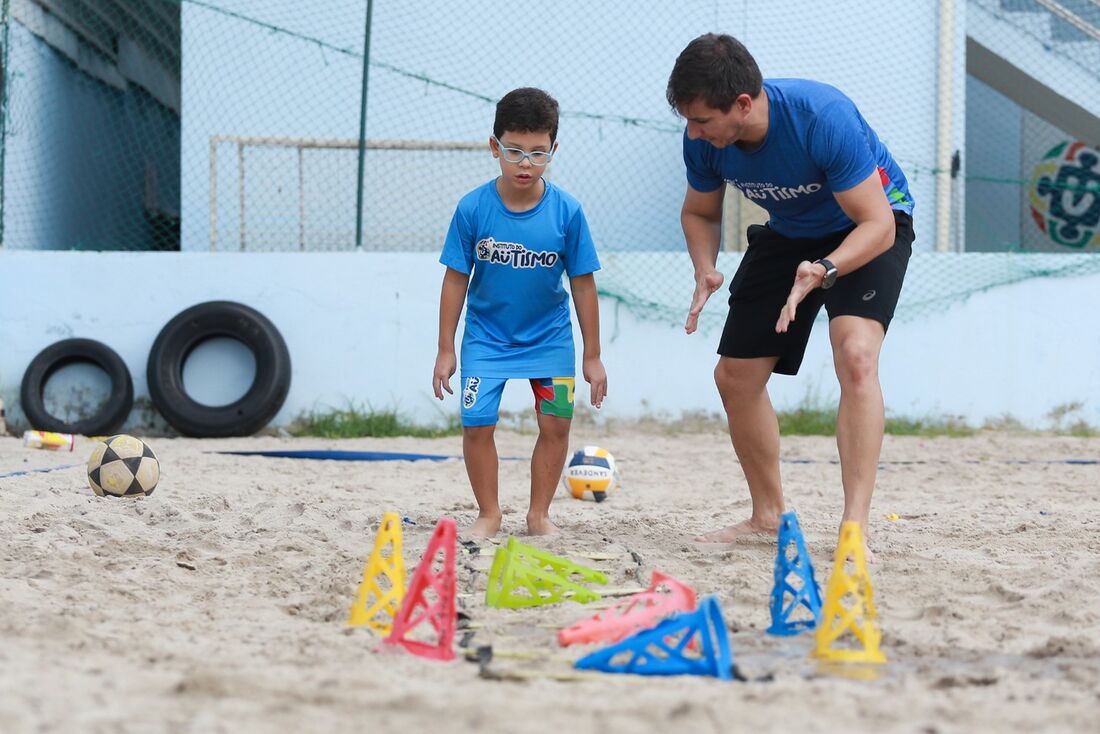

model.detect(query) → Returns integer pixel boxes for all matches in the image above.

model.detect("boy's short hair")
[666,33,763,113]
[494,88,559,143]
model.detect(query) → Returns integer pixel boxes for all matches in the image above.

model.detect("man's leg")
[696,355,784,542]
[829,315,886,560]
[463,425,502,537]
[528,412,570,535]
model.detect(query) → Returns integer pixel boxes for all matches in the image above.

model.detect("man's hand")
[583,355,607,408]
[686,270,724,334]
[432,350,456,399]
[775,260,823,333]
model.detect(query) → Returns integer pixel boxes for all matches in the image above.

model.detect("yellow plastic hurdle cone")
[813,521,886,663]
[347,512,406,634]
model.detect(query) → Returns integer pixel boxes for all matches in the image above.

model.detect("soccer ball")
[562,446,617,502]
[87,434,160,498]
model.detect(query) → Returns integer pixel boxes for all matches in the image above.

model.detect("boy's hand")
[686,269,724,334]
[433,350,456,400]
[583,355,607,408]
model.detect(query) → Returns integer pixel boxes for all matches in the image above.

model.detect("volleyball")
[562,445,617,502]
[87,434,160,498]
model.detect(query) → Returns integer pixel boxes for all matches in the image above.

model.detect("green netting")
[597,251,1100,332]
[0,1,1097,324]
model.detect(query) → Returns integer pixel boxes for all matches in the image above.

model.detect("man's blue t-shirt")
[440,179,600,378]
[684,78,914,239]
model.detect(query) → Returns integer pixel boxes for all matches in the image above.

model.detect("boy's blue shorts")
[460,375,575,427]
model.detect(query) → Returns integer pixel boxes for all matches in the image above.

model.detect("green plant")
[290,404,461,438]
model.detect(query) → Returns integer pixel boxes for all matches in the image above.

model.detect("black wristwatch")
[814,258,838,289]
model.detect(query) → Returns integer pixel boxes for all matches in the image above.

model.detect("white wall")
[1,251,1097,433]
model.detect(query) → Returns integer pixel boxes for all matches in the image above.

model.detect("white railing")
[207,136,486,252]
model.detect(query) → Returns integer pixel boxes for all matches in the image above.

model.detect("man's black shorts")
[717,210,914,376]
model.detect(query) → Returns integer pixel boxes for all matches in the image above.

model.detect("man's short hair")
[494,88,560,143]
[666,33,763,113]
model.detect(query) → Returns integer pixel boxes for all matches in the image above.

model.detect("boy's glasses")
[493,137,554,166]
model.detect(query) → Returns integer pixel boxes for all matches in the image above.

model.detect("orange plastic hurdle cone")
[347,512,406,634]
[384,517,457,661]
[813,521,886,663]
[558,571,697,647]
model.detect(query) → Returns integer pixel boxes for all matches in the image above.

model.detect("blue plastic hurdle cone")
[574,595,733,679]
[766,511,823,636]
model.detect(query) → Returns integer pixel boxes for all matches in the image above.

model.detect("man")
[667,33,915,559]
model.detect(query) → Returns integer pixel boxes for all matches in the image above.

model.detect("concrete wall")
[1,251,1097,434]
[2,21,179,251]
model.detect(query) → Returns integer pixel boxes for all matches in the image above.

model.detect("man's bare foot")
[526,515,559,536]
[835,524,877,564]
[864,541,877,564]
[834,540,877,565]
[465,514,502,539]
[694,517,779,543]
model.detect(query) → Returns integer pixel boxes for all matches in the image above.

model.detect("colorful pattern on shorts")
[532,377,575,419]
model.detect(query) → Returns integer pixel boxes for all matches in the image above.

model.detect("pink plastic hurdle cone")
[558,570,698,647]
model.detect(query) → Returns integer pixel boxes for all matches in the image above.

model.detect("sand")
[1,427,1098,733]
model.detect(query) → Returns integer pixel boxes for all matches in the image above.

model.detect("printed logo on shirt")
[463,377,481,409]
[727,179,823,202]
[475,237,559,269]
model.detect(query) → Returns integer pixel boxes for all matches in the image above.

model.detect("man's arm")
[775,171,895,333]
[569,272,607,407]
[823,170,896,275]
[682,184,727,334]
[433,267,469,399]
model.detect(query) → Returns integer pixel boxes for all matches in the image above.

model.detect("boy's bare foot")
[465,515,502,539]
[694,517,779,543]
[526,515,559,536]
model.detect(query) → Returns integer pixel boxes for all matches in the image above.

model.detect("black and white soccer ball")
[87,434,160,498]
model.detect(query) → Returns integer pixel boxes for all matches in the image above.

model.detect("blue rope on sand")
[783,458,1098,466]
[215,450,461,461]
[0,463,82,479]
[215,450,528,462]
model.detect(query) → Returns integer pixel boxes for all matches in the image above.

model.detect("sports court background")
[0,0,1097,428]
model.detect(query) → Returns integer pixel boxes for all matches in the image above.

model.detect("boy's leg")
[527,377,574,535]
[459,376,506,537]
[528,413,570,535]
[463,425,501,537]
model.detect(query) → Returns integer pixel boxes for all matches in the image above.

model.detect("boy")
[432,87,607,538]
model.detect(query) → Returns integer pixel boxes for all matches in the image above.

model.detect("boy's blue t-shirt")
[684,78,914,239]
[440,179,600,378]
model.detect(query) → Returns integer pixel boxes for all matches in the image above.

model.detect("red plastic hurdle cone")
[558,571,697,647]
[384,517,457,661]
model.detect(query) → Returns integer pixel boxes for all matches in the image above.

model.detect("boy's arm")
[569,272,606,408]
[434,267,469,399]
